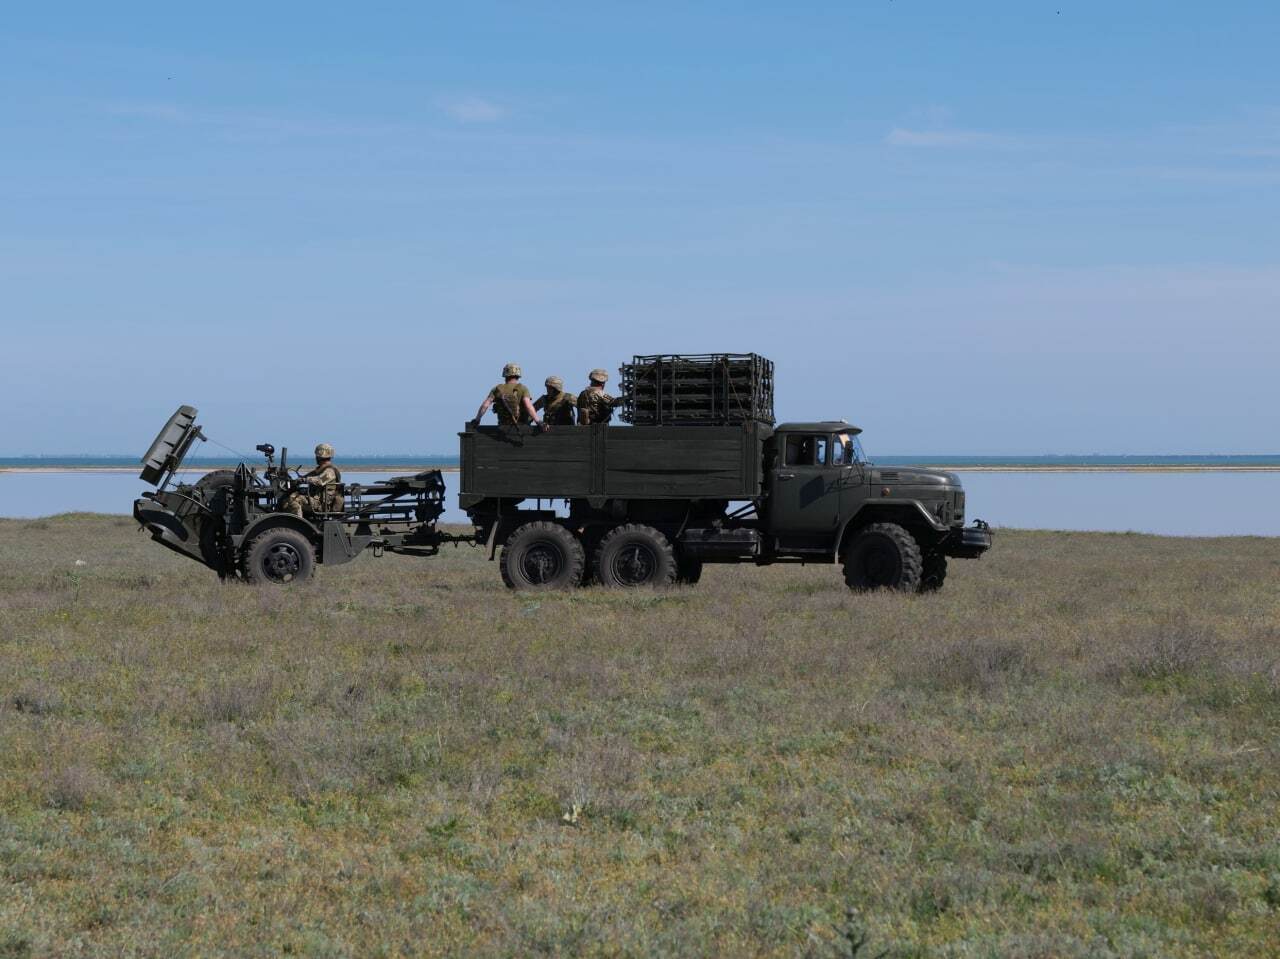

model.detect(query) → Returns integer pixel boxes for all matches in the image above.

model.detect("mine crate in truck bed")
[458,421,772,506]
[620,353,775,426]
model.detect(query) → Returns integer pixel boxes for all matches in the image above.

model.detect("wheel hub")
[613,544,657,585]
[263,543,302,582]
[521,542,563,584]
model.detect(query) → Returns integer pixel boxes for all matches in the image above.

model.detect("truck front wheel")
[920,552,948,592]
[500,522,585,590]
[842,523,923,592]
[594,524,678,588]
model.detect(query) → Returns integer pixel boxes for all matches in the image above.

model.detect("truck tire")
[920,552,948,592]
[242,527,316,585]
[500,522,585,591]
[594,524,678,588]
[842,523,923,592]
[676,554,703,585]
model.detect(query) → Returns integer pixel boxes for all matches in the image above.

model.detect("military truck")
[135,357,991,591]
[460,419,990,592]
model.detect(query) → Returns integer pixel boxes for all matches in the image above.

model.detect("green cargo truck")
[461,419,991,592]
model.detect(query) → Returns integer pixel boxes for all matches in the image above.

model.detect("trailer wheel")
[920,552,948,592]
[500,522,585,591]
[676,554,703,585]
[842,523,923,592]
[594,524,678,588]
[195,470,237,575]
[242,527,316,585]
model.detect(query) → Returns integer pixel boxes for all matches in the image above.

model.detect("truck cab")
[762,421,991,590]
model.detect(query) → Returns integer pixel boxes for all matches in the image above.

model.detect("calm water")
[2,470,1278,537]
[4,454,1279,469]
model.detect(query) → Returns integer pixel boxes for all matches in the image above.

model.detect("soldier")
[577,368,623,425]
[534,375,578,425]
[281,443,342,517]
[473,363,545,429]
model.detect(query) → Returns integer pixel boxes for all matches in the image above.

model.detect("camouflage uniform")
[488,382,534,426]
[577,389,619,425]
[535,388,578,425]
[281,463,342,517]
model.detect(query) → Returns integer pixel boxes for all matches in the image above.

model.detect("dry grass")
[1,515,1278,957]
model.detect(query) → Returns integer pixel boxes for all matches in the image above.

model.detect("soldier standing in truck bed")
[281,443,342,517]
[474,363,545,429]
[577,369,623,425]
[534,375,577,425]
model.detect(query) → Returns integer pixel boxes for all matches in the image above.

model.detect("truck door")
[832,431,868,530]
[771,432,841,548]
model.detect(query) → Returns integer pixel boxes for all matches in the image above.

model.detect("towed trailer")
[134,406,470,584]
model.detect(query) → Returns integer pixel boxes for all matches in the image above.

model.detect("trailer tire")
[242,527,316,585]
[842,522,923,592]
[195,470,237,575]
[920,552,948,592]
[500,522,585,591]
[594,524,678,588]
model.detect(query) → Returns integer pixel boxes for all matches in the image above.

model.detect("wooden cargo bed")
[459,422,770,506]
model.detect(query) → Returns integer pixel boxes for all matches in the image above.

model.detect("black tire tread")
[920,552,948,592]
[842,522,924,592]
[500,521,586,591]
[242,527,316,586]
[593,524,678,588]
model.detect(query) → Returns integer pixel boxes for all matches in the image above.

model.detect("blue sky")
[2,2,1277,455]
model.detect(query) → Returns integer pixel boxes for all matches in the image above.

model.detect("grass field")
[1,515,1277,957]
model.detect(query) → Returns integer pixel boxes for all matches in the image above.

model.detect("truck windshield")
[833,433,866,466]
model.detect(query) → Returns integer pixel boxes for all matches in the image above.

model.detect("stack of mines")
[620,353,775,426]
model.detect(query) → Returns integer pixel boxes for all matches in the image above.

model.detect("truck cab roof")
[775,421,861,435]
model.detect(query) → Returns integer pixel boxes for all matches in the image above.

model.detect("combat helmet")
[589,368,609,384]
[545,375,564,390]
[315,443,335,459]
[502,362,522,378]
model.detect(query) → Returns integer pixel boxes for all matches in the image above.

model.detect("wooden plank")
[461,423,767,500]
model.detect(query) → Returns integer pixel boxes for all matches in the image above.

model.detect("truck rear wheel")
[242,527,316,585]
[842,523,923,592]
[920,552,948,592]
[500,522,585,590]
[594,524,678,588]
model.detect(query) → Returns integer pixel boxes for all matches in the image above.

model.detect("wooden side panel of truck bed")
[459,423,769,503]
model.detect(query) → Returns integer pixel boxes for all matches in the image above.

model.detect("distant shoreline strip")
[4,465,1280,475]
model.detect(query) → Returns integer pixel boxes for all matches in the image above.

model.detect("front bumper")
[941,520,993,559]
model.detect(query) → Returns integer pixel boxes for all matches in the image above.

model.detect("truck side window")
[784,435,826,466]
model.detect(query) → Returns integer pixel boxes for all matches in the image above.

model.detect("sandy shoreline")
[3,465,1279,475]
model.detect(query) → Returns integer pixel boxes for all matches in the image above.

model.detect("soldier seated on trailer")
[473,363,547,430]
[281,443,343,517]
[576,368,623,425]
[535,375,577,425]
